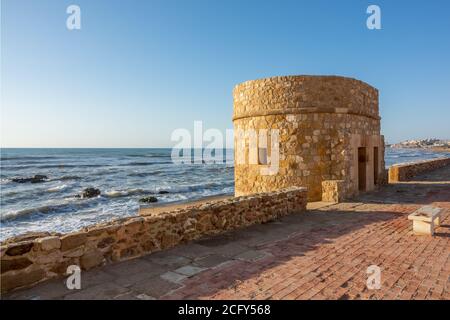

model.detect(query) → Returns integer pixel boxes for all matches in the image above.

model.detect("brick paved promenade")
[4,166,450,300]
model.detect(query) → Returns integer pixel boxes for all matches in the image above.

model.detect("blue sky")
[1,0,449,147]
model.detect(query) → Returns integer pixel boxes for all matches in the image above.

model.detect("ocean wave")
[0,156,58,161]
[119,161,173,166]
[164,181,233,193]
[0,201,89,222]
[1,189,20,197]
[37,164,107,169]
[56,175,82,181]
[105,182,232,197]
[127,171,163,177]
[1,178,12,184]
[126,154,172,158]
[104,188,147,198]
[89,169,121,177]
[47,185,68,192]
[0,163,107,170]
[0,187,52,203]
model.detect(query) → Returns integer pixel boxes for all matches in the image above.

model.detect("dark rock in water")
[139,196,158,203]
[81,187,101,198]
[31,175,48,183]
[158,190,169,194]
[11,178,29,183]
[12,175,48,183]
[59,175,81,181]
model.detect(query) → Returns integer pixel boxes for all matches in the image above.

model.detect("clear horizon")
[1,0,450,148]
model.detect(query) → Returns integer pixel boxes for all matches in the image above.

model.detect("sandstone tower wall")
[233,75,385,201]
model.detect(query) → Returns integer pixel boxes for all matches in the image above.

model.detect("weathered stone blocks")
[5,242,33,256]
[1,268,46,293]
[322,180,345,203]
[60,232,87,251]
[80,250,105,270]
[37,236,61,251]
[1,257,33,273]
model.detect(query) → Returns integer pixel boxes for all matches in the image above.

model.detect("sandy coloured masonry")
[233,75,386,201]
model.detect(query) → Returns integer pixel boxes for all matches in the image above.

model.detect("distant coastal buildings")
[388,138,450,151]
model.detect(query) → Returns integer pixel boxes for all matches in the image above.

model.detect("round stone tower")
[233,75,385,201]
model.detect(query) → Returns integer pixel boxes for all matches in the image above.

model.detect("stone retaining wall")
[0,187,307,293]
[388,157,450,182]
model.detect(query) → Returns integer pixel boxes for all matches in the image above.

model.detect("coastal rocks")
[139,196,158,203]
[32,175,48,183]
[80,187,101,199]
[58,175,81,181]
[12,175,48,184]
[137,191,167,203]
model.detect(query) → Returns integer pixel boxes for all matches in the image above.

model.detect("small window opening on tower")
[258,147,268,165]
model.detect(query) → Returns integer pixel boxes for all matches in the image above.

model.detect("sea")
[1,147,449,241]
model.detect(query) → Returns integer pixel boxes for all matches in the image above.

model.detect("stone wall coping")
[390,157,450,169]
[139,186,307,218]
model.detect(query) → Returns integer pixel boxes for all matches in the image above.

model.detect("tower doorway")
[358,147,367,191]
[373,147,379,185]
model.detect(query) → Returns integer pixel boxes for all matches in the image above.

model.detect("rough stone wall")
[233,75,384,201]
[388,157,450,182]
[0,187,307,293]
[321,180,345,202]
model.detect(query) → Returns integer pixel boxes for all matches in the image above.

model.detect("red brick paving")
[161,168,450,300]
[163,206,449,300]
